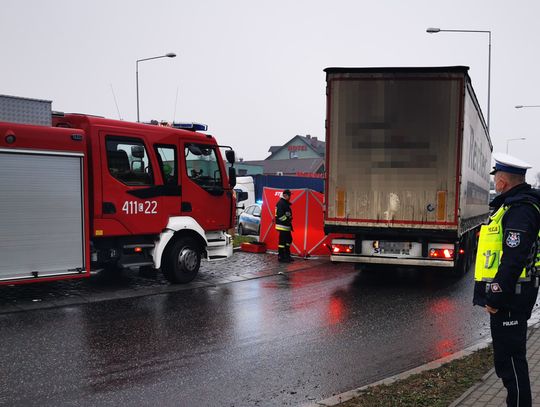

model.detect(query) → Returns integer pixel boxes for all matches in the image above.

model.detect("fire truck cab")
[0,95,237,285]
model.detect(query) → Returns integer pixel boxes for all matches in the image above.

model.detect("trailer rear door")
[326,71,463,229]
[0,149,86,282]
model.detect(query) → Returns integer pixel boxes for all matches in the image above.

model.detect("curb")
[0,255,325,316]
[310,315,540,407]
[447,367,497,407]
[308,340,492,407]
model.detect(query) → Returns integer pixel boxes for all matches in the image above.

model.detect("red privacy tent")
[259,187,331,257]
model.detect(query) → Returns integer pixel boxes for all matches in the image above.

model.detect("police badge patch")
[490,283,502,293]
[506,231,521,248]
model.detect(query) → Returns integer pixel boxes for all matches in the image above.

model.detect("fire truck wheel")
[163,237,201,284]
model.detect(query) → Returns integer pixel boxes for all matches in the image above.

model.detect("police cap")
[490,152,532,175]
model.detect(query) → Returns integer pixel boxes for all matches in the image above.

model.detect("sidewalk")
[450,322,540,407]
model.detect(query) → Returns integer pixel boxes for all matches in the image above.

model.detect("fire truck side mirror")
[131,145,145,159]
[236,191,248,202]
[225,150,235,164]
[228,167,237,188]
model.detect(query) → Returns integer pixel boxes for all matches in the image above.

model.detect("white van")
[235,176,256,218]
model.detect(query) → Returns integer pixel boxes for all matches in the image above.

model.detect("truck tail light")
[331,244,354,254]
[134,247,143,253]
[429,248,454,259]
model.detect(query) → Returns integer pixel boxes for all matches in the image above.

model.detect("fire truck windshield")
[185,143,222,190]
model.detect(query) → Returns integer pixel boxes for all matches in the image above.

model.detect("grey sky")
[2,0,539,181]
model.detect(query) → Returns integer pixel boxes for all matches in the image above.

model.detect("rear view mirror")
[188,145,203,156]
[225,150,235,164]
[131,161,144,172]
[228,167,236,188]
[131,145,145,159]
[201,147,212,156]
[236,191,248,202]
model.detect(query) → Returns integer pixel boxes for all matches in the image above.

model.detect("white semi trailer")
[324,66,492,275]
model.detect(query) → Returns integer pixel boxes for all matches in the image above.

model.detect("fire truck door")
[181,142,231,231]
[100,134,180,235]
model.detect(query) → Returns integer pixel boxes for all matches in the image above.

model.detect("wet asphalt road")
[0,257,512,407]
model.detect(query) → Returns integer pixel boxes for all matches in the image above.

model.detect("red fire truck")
[0,95,237,285]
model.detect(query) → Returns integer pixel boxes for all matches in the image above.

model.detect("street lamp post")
[426,27,491,133]
[506,137,526,154]
[136,52,176,122]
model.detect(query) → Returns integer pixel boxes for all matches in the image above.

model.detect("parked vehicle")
[323,66,492,275]
[237,203,262,236]
[252,174,324,202]
[234,174,325,207]
[0,94,237,285]
[235,176,256,218]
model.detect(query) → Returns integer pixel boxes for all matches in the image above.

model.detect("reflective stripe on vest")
[474,204,540,282]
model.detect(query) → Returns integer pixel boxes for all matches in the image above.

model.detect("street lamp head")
[136,52,177,122]
[425,26,491,132]
[515,105,540,109]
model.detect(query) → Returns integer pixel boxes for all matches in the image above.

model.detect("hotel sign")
[288,145,307,152]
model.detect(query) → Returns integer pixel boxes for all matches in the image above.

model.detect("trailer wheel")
[453,253,467,276]
[162,237,201,284]
[453,232,473,277]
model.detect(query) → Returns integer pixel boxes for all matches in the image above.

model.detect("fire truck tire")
[163,237,201,284]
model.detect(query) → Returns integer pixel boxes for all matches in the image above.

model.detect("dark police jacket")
[474,183,540,317]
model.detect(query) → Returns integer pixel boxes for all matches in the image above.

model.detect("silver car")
[237,204,262,236]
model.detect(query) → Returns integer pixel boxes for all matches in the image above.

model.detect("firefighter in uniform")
[474,153,540,407]
[275,189,294,263]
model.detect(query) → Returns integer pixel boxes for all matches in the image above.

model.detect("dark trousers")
[278,230,292,259]
[490,310,531,407]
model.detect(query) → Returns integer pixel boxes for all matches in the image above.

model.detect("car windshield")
[253,205,261,217]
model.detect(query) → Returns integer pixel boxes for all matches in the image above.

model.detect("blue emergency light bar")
[172,122,208,131]
[145,120,208,131]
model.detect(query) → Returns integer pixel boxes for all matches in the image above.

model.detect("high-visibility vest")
[474,204,540,283]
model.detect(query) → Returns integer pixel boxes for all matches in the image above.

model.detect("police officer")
[275,189,294,263]
[474,153,540,407]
